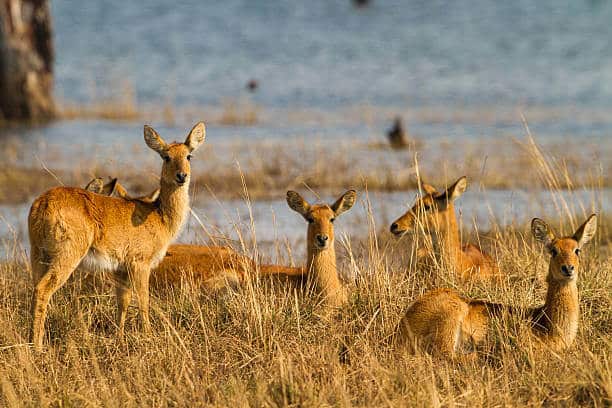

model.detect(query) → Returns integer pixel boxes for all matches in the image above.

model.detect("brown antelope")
[28,122,206,349]
[389,176,498,281]
[286,190,357,307]
[84,178,305,289]
[150,244,306,289]
[396,214,597,359]
[84,177,160,203]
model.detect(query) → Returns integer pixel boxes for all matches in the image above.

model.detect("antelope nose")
[176,173,187,184]
[316,234,329,246]
[561,265,575,276]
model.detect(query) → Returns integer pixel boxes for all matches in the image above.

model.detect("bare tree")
[0,0,54,123]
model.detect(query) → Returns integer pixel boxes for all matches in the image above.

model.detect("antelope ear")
[443,176,468,201]
[422,183,438,195]
[113,182,130,199]
[573,214,597,249]
[185,122,206,152]
[101,178,119,196]
[531,218,556,249]
[416,176,438,195]
[286,191,310,217]
[84,177,105,194]
[331,190,357,217]
[144,125,168,156]
[140,188,160,203]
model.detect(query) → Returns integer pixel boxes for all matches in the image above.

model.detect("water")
[2,188,606,260]
[1,2,611,259]
[52,0,612,111]
[2,1,612,144]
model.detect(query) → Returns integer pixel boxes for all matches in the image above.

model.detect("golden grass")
[0,212,610,406]
[58,81,140,122]
[0,132,610,406]
[55,79,259,126]
[46,77,612,137]
[218,99,259,126]
[58,98,260,125]
[0,134,608,205]
[48,78,612,129]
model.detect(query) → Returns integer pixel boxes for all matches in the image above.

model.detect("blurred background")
[53,1,612,120]
[0,0,610,258]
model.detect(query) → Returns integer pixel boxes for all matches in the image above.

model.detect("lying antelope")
[286,190,357,307]
[396,214,597,359]
[84,177,160,203]
[390,176,498,281]
[84,179,353,300]
[29,123,206,349]
[150,244,307,290]
[84,177,305,288]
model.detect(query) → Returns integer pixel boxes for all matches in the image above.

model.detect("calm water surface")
[2,2,612,149]
[1,188,606,260]
[52,1,612,111]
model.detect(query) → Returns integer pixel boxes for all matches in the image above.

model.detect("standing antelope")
[84,178,305,289]
[389,176,498,281]
[396,215,597,359]
[286,190,357,307]
[28,122,206,349]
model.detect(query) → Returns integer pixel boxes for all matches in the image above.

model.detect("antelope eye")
[575,248,581,255]
[330,218,336,223]
[163,155,170,163]
[187,154,192,161]
[306,217,314,224]
[550,247,558,257]
[423,204,431,211]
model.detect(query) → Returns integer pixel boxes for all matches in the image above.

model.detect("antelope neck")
[538,270,579,345]
[158,179,191,237]
[430,204,463,262]
[307,243,340,295]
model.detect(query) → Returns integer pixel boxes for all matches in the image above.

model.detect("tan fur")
[84,179,306,289]
[85,177,159,204]
[390,176,499,282]
[28,122,206,349]
[286,190,357,307]
[149,244,247,290]
[83,177,107,195]
[146,244,306,289]
[396,214,597,359]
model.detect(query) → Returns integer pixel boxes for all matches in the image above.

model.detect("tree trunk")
[0,0,54,123]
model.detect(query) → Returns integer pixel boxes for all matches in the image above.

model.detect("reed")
[0,134,608,205]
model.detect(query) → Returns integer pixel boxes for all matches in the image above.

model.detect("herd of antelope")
[27,122,599,361]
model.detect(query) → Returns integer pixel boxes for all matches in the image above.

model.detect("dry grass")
[218,99,259,126]
[0,135,610,406]
[47,77,612,141]
[48,78,612,129]
[58,81,140,122]
[0,168,57,205]
[56,80,259,126]
[58,97,260,125]
[0,134,608,205]
[0,210,610,406]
